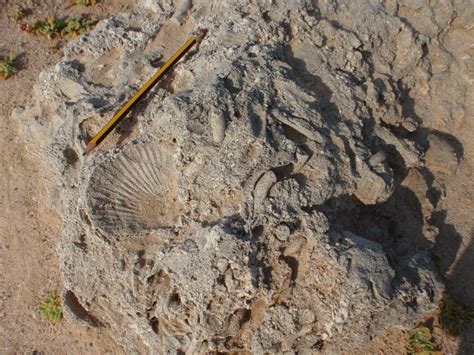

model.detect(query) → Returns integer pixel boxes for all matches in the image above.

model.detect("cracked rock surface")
[14,0,472,352]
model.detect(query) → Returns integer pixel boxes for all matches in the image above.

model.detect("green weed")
[31,17,67,39]
[439,295,474,336]
[406,326,434,354]
[39,290,63,322]
[70,0,97,6]
[20,15,97,40]
[61,15,97,37]
[10,7,27,22]
[0,52,17,80]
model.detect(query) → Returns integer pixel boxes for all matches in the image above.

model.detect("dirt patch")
[0,0,133,353]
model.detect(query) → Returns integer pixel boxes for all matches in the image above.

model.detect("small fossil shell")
[209,108,226,143]
[354,162,393,205]
[87,141,181,236]
[219,31,249,48]
[253,170,277,214]
[171,0,191,24]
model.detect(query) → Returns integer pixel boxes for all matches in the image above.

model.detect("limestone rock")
[14,0,452,352]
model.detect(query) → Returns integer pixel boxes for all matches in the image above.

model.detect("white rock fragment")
[209,107,226,143]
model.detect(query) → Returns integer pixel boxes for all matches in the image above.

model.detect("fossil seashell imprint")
[87,141,181,236]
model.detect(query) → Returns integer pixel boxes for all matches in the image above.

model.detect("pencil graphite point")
[83,141,97,156]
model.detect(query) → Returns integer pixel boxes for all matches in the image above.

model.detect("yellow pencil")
[84,28,207,155]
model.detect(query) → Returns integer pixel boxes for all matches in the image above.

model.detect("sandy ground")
[0,0,473,354]
[0,1,133,353]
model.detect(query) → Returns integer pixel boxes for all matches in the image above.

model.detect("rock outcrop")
[15,0,466,352]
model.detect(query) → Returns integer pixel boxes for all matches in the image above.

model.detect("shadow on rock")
[318,183,432,292]
[450,236,474,354]
[431,210,464,277]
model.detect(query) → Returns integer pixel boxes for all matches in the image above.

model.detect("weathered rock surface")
[14,0,472,352]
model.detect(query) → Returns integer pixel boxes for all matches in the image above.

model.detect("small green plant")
[61,15,97,37]
[406,326,434,354]
[31,17,67,39]
[439,295,474,336]
[70,0,97,6]
[19,15,97,40]
[39,290,63,322]
[0,52,17,80]
[10,7,27,22]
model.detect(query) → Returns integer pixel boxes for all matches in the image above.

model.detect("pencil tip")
[84,141,97,156]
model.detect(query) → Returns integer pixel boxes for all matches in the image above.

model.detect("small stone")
[401,118,418,132]
[216,258,228,273]
[274,223,291,241]
[300,309,315,324]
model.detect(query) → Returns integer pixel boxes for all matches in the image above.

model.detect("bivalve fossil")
[87,141,181,236]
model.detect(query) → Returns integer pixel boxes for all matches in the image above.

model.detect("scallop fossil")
[87,141,181,236]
